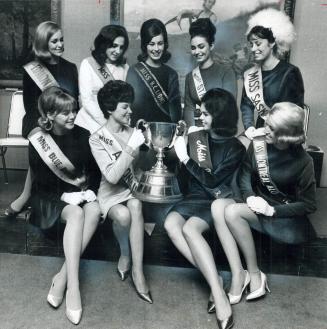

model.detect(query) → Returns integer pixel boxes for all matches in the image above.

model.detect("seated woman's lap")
[225,202,315,245]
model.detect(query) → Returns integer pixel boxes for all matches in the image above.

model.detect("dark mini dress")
[22,57,79,138]
[29,126,100,231]
[238,143,317,244]
[171,133,245,224]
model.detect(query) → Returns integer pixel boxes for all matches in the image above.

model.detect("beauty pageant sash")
[95,127,139,191]
[188,129,213,170]
[192,66,206,102]
[87,56,115,84]
[134,62,169,116]
[244,65,270,120]
[252,133,289,203]
[28,128,81,187]
[24,61,59,91]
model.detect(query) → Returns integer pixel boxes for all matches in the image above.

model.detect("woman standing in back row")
[75,24,129,133]
[240,8,304,140]
[183,18,237,126]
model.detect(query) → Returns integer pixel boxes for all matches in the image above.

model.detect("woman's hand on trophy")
[174,136,190,164]
[127,129,145,150]
[246,196,275,216]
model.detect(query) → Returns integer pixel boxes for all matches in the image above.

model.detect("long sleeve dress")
[238,142,316,244]
[171,133,245,224]
[74,58,129,133]
[29,126,100,231]
[240,60,304,130]
[22,57,79,138]
[126,62,182,126]
[183,62,237,123]
[89,125,139,218]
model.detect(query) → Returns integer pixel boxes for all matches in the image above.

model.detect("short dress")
[89,125,139,218]
[238,142,317,244]
[171,133,245,224]
[29,126,100,231]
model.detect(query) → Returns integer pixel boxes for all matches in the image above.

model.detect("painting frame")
[0,0,62,88]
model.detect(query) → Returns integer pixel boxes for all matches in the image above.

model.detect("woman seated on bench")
[211,102,316,309]
[28,86,101,325]
[89,80,152,304]
[164,88,245,329]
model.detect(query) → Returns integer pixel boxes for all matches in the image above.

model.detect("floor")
[0,253,326,329]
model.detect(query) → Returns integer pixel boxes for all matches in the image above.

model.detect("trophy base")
[133,169,183,204]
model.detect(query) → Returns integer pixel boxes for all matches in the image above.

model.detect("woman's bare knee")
[127,198,142,213]
[61,205,84,224]
[164,212,183,234]
[182,217,206,241]
[110,206,131,228]
[212,199,234,226]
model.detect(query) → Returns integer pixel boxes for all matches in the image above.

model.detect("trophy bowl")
[133,120,186,203]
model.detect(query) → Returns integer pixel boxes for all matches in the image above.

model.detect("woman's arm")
[79,59,107,126]
[240,86,255,130]
[280,66,305,107]
[185,141,245,188]
[183,73,196,126]
[273,159,316,217]
[168,70,182,122]
[89,134,136,185]
[238,144,256,199]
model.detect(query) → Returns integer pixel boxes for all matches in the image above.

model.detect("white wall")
[291,0,327,186]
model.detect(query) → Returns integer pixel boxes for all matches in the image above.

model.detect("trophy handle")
[136,119,151,148]
[168,120,187,149]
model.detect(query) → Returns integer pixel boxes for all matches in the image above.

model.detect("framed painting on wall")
[0,0,61,88]
[110,0,296,97]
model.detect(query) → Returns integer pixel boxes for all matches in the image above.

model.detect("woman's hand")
[244,126,256,140]
[174,136,189,163]
[77,175,88,190]
[246,196,275,216]
[127,129,145,150]
[61,192,84,205]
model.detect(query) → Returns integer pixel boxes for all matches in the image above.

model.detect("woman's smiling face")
[191,36,212,65]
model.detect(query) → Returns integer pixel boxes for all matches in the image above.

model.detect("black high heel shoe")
[131,272,153,304]
[117,268,130,281]
[207,300,216,314]
[217,315,234,329]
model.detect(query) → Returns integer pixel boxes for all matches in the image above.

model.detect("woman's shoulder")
[72,125,90,140]
[161,64,178,75]
[59,57,77,70]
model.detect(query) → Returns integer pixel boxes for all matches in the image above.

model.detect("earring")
[45,119,53,131]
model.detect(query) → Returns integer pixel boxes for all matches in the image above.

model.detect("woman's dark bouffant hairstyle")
[201,88,238,137]
[92,25,129,67]
[189,18,216,46]
[38,86,77,131]
[247,26,277,54]
[137,18,171,63]
[97,80,134,119]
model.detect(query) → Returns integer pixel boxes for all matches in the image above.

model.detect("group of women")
[3,7,317,328]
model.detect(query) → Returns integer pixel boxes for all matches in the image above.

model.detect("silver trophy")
[133,120,187,203]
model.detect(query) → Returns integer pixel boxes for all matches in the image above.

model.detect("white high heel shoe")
[65,291,82,325]
[47,274,65,308]
[228,270,250,305]
[246,271,270,301]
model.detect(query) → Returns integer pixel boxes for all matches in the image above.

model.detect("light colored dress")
[75,57,129,133]
[89,125,139,218]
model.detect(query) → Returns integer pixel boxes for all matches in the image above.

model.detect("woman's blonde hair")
[268,102,306,145]
[33,21,61,62]
[38,86,76,131]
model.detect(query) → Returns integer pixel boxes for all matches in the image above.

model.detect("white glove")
[244,126,256,140]
[127,129,145,150]
[174,136,189,163]
[61,192,84,205]
[246,196,275,216]
[83,190,97,202]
